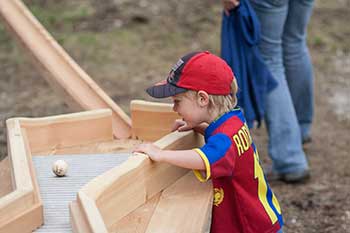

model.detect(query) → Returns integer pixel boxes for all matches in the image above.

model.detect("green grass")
[28,2,94,31]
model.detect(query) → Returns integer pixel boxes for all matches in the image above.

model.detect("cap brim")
[146,83,187,98]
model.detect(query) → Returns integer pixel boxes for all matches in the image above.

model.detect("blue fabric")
[221,0,277,128]
[204,108,243,141]
[249,0,313,174]
[200,133,232,164]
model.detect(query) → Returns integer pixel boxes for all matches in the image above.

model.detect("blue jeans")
[250,0,314,174]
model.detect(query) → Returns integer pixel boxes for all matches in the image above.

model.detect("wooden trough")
[0,0,213,232]
[0,106,212,233]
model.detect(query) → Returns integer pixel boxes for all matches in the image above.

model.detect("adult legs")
[250,0,309,174]
[283,0,315,140]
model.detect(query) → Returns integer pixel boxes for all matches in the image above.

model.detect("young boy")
[134,51,283,233]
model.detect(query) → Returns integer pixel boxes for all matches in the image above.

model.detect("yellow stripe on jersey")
[254,150,280,224]
[193,148,211,182]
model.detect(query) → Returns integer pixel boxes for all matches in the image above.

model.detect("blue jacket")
[221,0,277,128]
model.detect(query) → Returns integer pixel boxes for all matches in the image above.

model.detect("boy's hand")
[172,119,193,132]
[222,0,240,16]
[133,143,162,162]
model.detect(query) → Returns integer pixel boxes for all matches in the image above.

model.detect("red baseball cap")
[146,51,234,98]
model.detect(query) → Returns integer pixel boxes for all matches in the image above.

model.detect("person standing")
[222,0,314,183]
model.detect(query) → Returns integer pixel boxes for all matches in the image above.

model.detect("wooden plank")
[33,139,142,156]
[0,190,34,225]
[0,0,131,139]
[70,201,92,233]
[146,172,213,233]
[82,155,149,229]
[0,157,13,198]
[130,100,179,141]
[18,109,113,155]
[0,203,43,233]
[6,119,33,190]
[21,128,42,204]
[77,192,108,233]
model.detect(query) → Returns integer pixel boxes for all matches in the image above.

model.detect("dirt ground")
[0,0,349,232]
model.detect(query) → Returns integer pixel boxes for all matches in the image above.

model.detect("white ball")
[52,159,68,177]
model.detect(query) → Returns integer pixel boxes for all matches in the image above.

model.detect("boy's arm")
[160,149,205,170]
[133,144,205,170]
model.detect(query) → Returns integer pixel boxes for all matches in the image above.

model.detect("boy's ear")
[197,90,210,107]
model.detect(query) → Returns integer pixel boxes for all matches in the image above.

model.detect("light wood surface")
[110,193,161,233]
[131,100,180,141]
[145,172,212,233]
[0,157,12,198]
[70,201,92,233]
[18,109,114,155]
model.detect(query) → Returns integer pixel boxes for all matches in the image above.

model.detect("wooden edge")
[6,119,33,190]
[0,119,43,233]
[16,109,114,154]
[0,0,131,139]
[0,157,12,197]
[16,108,112,126]
[0,189,32,220]
[0,203,43,233]
[80,155,149,229]
[21,128,43,206]
[70,201,92,233]
[130,100,174,112]
[74,131,204,231]
[130,99,180,141]
[77,192,108,233]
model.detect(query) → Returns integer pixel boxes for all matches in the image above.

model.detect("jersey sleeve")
[192,133,234,182]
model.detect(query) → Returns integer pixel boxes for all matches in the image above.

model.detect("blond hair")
[186,79,238,115]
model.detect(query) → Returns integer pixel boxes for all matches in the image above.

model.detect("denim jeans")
[250,0,314,173]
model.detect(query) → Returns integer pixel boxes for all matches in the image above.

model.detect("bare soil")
[0,0,349,232]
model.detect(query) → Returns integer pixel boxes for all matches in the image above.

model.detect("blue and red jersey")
[193,109,283,233]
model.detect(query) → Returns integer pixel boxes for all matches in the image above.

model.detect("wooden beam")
[0,0,131,139]
[19,109,113,155]
[77,192,108,233]
[0,203,43,233]
[0,157,13,198]
[70,201,92,233]
[130,100,179,141]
